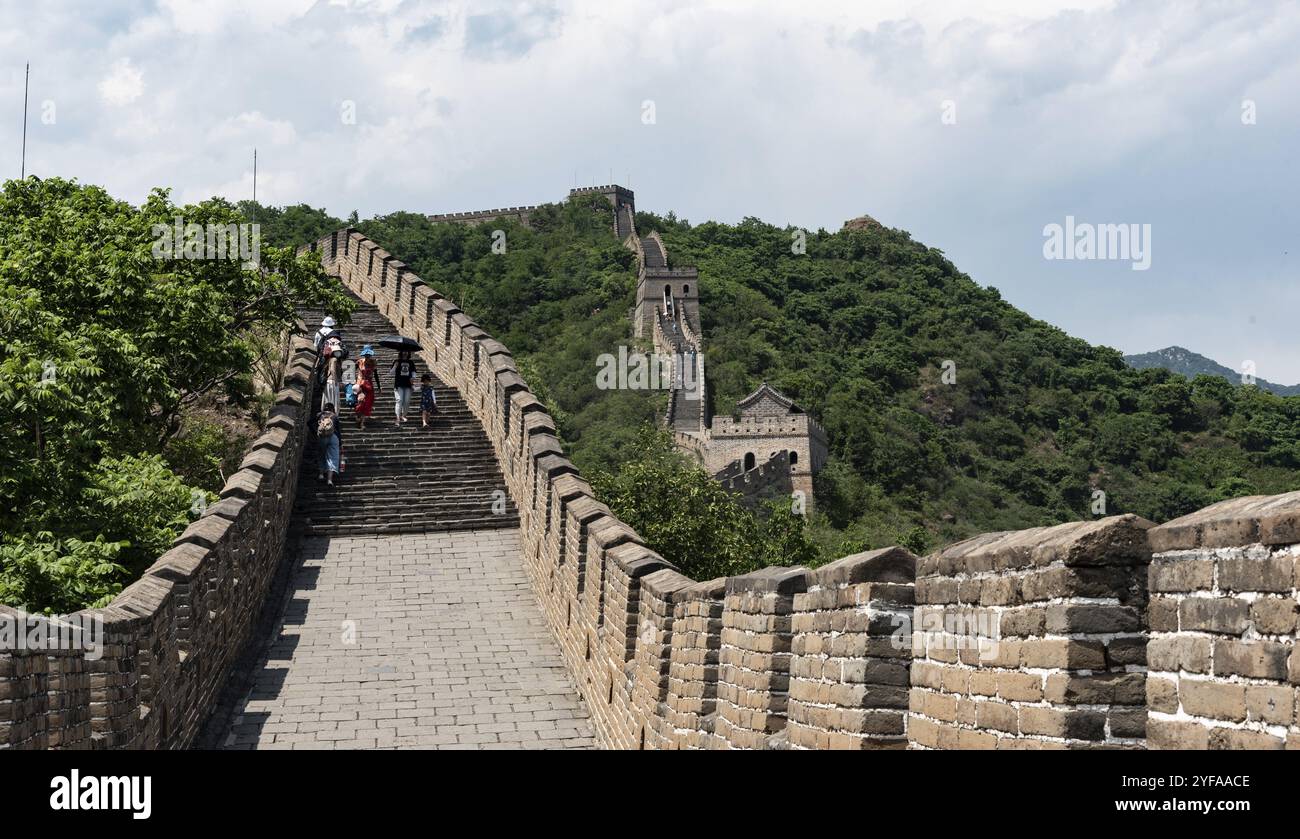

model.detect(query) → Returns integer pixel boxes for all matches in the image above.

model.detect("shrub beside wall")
[1,333,318,749]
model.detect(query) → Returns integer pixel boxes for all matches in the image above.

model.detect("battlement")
[7,210,1297,752]
[569,184,635,202]
[427,184,634,237]
[0,328,319,749]
[427,206,538,226]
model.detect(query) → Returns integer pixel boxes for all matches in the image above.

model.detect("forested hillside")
[282,196,1300,564]
[645,210,1300,554]
[9,182,1295,611]
[243,195,1300,560]
[1125,345,1300,397]
[1,180,352,611]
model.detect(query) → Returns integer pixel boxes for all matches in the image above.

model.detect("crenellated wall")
[910,516,1153,749]
[1145,495,1300,749]
[299,226,1300,751]
[303,227,926,749]
[11,215,1297,750]
[0,331,318,749]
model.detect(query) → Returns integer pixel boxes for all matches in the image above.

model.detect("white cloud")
[97,57,144,106]
[4,0,1299,378]
[213,112,299,146]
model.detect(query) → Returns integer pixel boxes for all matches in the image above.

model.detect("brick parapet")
[1,332,317,749]
[909,515,1154,750]
[1146,494,1300,750]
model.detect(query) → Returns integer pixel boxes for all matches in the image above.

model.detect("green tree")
[0,177,354,611]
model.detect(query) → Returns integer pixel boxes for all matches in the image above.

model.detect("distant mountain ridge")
[1124,346,1300,397]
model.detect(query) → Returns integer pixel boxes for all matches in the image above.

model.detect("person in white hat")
[313,316,337,351]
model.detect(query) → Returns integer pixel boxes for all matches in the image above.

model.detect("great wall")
[2,186,1298,750]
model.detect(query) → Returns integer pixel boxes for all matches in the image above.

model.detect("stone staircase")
[293,291,519,537]
[616,204,635,241]
[640,236,667,269]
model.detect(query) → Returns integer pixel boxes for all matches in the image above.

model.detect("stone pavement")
[219,528,595,749]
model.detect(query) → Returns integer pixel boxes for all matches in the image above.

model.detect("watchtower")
[635,266,700,340]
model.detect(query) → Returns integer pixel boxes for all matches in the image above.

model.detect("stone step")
[293,285,517,536]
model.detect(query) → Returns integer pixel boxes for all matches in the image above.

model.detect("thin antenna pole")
[252,148,257,203]
[21,63,30,179]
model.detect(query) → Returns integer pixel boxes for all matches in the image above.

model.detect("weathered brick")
[1251,597,1297,635]
[1150,558,1213,593]
[1217,555,1294,593]
[1148,596,1179,632]
[1017,706,1105,740]
[1213,639,1289,680]
[1045,604,1142,634]
[1044,672,1146,706]
[1245,684,1294,726]
[975,700,1018,734]
[1208,728,1285,750]
[991,671,1041,703]
[1179,597,1249,635]
[1146,676,1179,714]
[1107,707,1146,739]
[1179,680,1246,722]
[1148,635,1211,674]
[1147,718,1209,750]
[1020,638,1107,670]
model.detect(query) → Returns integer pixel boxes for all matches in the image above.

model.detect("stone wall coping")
[1149,491,1300,553]
[552,472,593,500]
[589,517,642,552]
[918,514,1154,577]
[725,565,811,596]
[432,298,461,316]
[675,577,727,601]
[607,542,674,577]
[640,568,697,600]
[808,545,916,588]
[535,453,577,480]
[528,432,564,459]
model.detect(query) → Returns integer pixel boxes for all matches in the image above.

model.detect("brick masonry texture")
[910,515,1154,750]
[280,227,925,749]
[1146,493,1300,750]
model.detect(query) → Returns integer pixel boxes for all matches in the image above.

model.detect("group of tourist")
[310,316,438,487]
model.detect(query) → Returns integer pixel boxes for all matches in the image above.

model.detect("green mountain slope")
[1124,346,1300,397]
[252,196,1300,561]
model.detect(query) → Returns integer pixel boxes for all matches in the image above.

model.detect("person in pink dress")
[354,346,379,430]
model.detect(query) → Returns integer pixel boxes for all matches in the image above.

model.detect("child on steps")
[420,373,437,428]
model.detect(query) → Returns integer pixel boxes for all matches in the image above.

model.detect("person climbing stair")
[420,373,437,427]
[390,350,417,427]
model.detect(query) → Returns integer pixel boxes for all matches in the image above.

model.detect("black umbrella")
[378,334,422,352]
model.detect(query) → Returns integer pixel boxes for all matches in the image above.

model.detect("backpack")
[316,412,336,437]
[324,336,347,360]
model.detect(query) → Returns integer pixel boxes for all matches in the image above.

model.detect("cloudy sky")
[3,0,1297,380]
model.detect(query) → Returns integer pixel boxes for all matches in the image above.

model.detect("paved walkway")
[219,528,595,749]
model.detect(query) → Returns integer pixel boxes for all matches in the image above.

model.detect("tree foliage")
[0,177,354,611]
[355,198,1297,570]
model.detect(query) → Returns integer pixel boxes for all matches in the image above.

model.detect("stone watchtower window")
[790,452,798,465]
[744,452,755,471]
[683,285,690,296]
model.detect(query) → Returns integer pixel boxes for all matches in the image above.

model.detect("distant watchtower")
[634,232,699,340]
[568,185,636,241]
